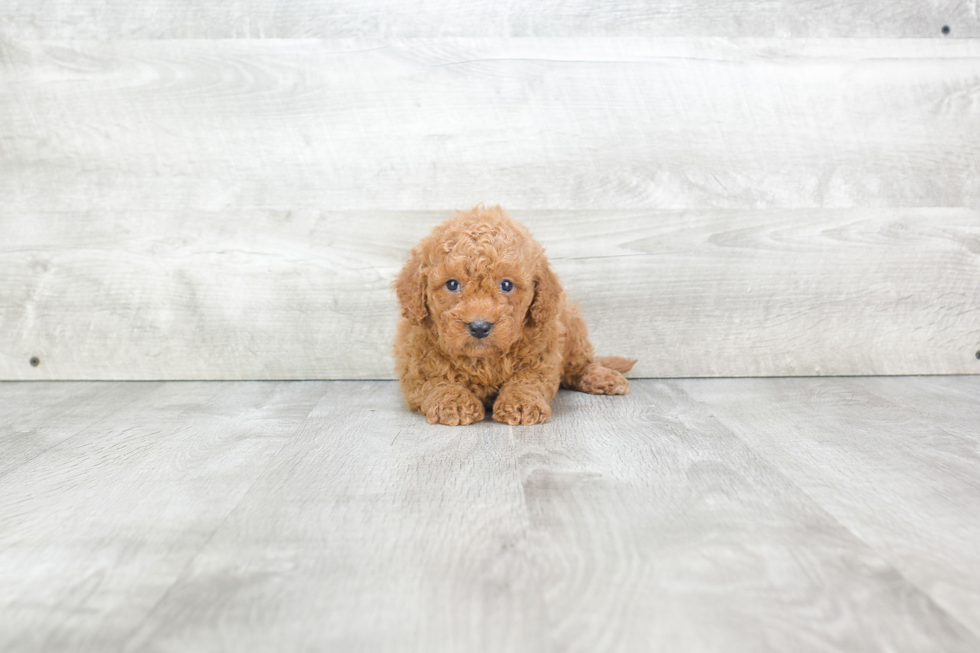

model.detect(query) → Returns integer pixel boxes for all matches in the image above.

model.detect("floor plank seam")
[118,382,329,649]
[677,384,980,642]
[0,383,162,483]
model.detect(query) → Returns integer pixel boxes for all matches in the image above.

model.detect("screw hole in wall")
[942,25,951,34]
[30,357,40,367]
[976,350,980,360]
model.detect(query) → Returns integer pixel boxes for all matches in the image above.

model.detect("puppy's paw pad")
[425,393,485,426]
[580,366,629,395]
[493,393,552,426]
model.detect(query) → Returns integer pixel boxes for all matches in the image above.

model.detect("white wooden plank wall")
[3,0,978,38]
[1,4,979,380]
[1,209,978,379]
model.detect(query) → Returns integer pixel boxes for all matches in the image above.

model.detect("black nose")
[467,321,493,339]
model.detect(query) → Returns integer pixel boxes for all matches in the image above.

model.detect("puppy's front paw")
[422,388,485,426]
[493,390,552,426]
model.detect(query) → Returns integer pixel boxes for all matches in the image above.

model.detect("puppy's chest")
[450,357,514,401]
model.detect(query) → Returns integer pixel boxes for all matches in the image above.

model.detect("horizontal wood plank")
[2,208,978,379]
[4,36,978,379]
[2,39,979,212]
[2,0,977,39]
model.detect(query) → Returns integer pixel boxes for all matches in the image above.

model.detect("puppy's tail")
[595,356,637,374]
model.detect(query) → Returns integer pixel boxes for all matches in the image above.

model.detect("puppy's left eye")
[500,279,514,293]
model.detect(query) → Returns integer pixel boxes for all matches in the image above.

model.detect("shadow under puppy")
[393,205,636,426]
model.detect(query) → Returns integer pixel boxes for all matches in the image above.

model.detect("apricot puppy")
[393,205,636,426]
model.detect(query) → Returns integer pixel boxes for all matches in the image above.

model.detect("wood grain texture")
[2,0,978,39]
[2,38,979,213]
[127,382,547,652]
[516,380,980,651]
[0,381,161,478]
[2,208,978,379]
[679,376,980,638]
[3,36,979,379]
[3,378,980,651]
[124,381,544,653]
[0,381,325,653]
[840,375,980,442]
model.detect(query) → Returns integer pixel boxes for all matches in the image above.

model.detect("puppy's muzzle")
[467,321,493,340]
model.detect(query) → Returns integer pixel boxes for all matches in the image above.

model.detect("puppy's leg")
[418,381,485,426]
[560,304,630,395]
[493,364,561,426]
[493,384,551,426]
[564,363,630,395]
[397,337,485,425]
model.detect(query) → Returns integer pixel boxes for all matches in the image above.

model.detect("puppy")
[393,205,636,426]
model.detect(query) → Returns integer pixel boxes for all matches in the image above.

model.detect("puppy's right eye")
[445,279,460,292]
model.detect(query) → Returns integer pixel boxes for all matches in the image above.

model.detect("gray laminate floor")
[1,377,979,653]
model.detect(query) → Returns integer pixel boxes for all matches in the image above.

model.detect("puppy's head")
[394,205,561,358]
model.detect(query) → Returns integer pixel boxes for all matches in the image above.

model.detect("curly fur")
[393,205,636,426]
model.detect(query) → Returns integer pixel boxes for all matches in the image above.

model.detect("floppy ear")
[529,261,562,326]
[393,248,428,324]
